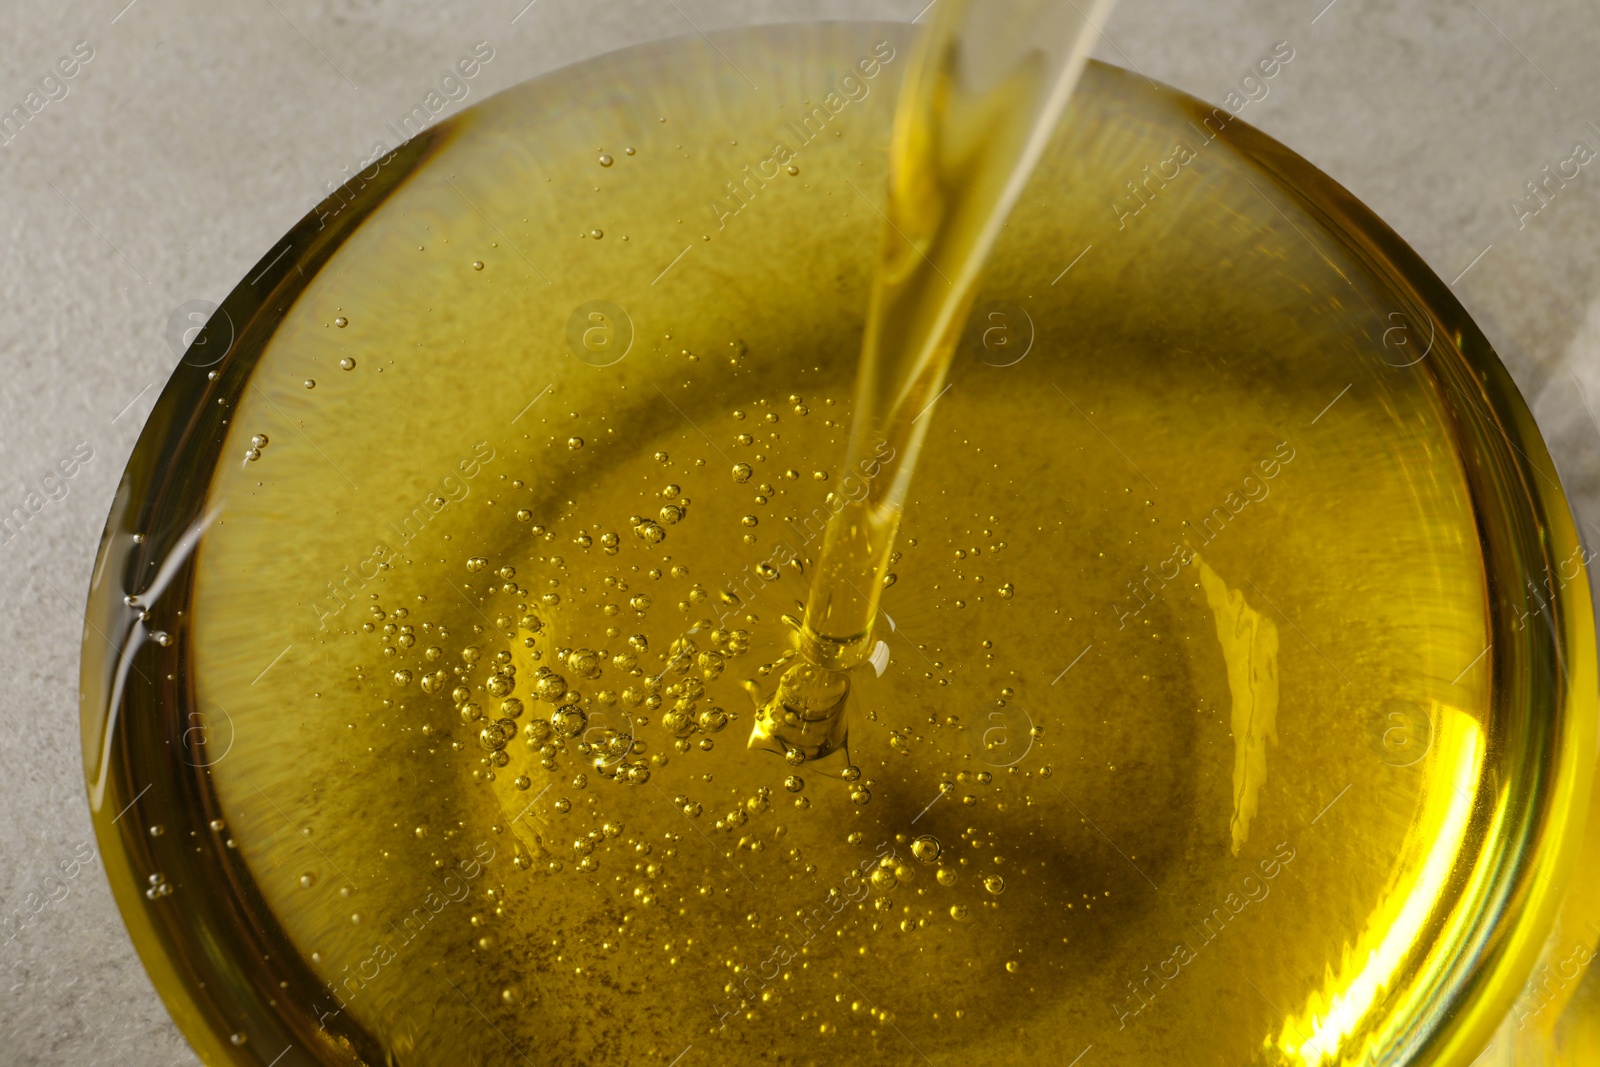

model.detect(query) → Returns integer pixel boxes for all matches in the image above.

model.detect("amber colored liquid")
[80,21,1596,1067]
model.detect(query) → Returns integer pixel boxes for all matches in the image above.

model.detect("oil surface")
[82,21,1595,1067]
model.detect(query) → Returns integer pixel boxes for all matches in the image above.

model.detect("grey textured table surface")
[2,1,1598,1063]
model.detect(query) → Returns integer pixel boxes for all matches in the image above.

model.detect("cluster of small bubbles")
[466,557,489,573]
[999,582,1015,599]
[632,517,666,544]
[145,872,172,899]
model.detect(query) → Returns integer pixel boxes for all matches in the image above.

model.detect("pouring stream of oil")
[755,0,1116,759]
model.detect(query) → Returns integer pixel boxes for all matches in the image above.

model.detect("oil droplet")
[950,904,969,921]
[598,154,614,167]
[230,1032,247,1046]
[568,436,584,450]
[148,825,164,837]
[984,875,1006,895]
[340,357,356,370]
[911,836,941,864]
[209,819,226,832]
[1006,960,1020,973]
[936,867,957,887]
[998,582,1014,599]
[786,165,799,176]
[732,463,753,483]
[304,379,316,389]
[472,260,484,270]
[334,316,348,328]
[299,872,317,888]
[590,229,604,240]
